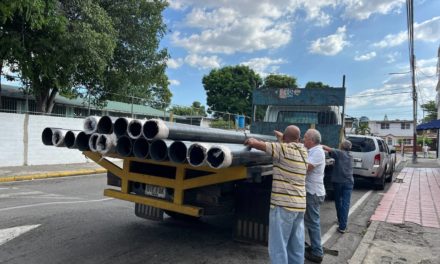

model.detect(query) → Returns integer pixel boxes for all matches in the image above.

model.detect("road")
[0,173,393,264]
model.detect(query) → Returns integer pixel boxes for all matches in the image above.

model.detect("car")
[346,135,396,190]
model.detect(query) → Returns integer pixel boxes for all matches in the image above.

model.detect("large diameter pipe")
[149,139,173,161]
[188,142,211,167]
[116,136,134,157]
[168,141,192,164]
[84,116,101,134]
[114,117,133,138]
[76,131,91,151]
[143,118,276,143]
[206,144,272,169]
[128,119,147,139]
[64,130,81,149]
[42,127,62,145]
[132,137,150,159]
[97,115,117,134]
[52,129,79,147]
[88,133,100,152]
[96,134,117,155]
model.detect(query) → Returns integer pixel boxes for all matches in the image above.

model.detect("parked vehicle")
[346,135,396,190]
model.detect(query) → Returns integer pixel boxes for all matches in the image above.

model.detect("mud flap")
[134,203,164,221]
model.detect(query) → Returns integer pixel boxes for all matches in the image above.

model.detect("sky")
[162,0,440,121]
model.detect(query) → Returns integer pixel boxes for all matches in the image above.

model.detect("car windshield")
[348,137,375,152]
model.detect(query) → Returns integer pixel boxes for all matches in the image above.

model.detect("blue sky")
[162,0,440,121]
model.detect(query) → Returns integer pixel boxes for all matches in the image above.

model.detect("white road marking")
[322,190,373,244]
[0,198,113,212]
[0,191,45,198]
[0,224,41,246]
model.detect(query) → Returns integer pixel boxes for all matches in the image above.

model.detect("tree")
[262,74,297,88]
[355,122,371,135]
[421,100,437,123]
[305,81,330,89]
[169,101,206,116]
[99,0,171,109]
[417,136,432,146]
[203,65,262,118]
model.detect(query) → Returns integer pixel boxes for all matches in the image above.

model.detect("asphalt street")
[0,173,393,264]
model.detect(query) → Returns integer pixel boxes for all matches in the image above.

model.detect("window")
[403,138,411,145]
[277,111,318,124]
[387,138,393,146]
[347,137,376,152]
[377,140,385,152]
[381,123,390,129]
[401,123,410,129]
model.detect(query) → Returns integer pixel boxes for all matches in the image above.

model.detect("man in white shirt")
[303,129,326,263]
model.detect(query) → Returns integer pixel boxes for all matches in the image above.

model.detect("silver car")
[347,135,396,190]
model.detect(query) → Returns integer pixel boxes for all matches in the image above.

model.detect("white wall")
[0,113,91,166]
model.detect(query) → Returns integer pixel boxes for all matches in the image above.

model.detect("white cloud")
[354,51,377,61]
[184,54,221,69]
[240,57,287,76]
[309,26,350,56]
[386,51,400,63]
[373,16,440,48]
[167,58,184,69]
[169,79,181,86]
[342,0,404,20]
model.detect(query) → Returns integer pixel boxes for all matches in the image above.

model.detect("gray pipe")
[133,137,150,159]
[76,131,91,151]
[150,139,173,161]
[206,143,272,169]
[88,133,100,152]
[143,118,276,143]
[114,117,133,138]
[52,129,77,147]
[84,116,101,134]
[97,115,117,134]
[116,136,133,157]
[128,119,147,139]
[188,142,211,167]
[62,130,82,148]
[96,134,117,155]
[42,127,62,146]
[168,141,192,164]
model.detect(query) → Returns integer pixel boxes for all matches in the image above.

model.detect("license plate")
[145,184,166,199]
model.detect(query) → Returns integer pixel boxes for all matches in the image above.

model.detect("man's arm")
[244,138,267,152]
[321,145,333,152]
[273,130,283,142]
[307,163,315,173]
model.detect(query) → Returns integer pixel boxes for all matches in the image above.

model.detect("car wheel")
[386,165,394,183]
[374,172,386,190]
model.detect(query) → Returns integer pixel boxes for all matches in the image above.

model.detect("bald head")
[283,125,300,143]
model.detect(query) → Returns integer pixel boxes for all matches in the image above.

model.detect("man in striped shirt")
[245,125,308,264]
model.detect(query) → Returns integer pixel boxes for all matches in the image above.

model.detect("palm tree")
[355,122,371,135]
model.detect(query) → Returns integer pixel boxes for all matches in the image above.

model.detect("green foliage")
[169,101,206,116]
[355,122,371,135]
[203,65,262,118]
[210,119,234,129]
[305,81,330,89]
[417,136,432,146]
[421,100,437,123]
[262,74,297,88]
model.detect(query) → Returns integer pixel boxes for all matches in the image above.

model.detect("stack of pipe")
[42,115,275,169]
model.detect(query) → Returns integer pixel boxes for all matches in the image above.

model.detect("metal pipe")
[149,139,173,161]
[88,133,100,152]
[143,118,276,143]
[133,137,150,159]
[116,135,133,157]
[188,142,211,167]
[84,116,101,134]
[76,131,91,151]
[114,117,133,138]
[42,127,62,146]
[128,119,147,139]
[96,134,117,155]
[52,129,78,147]
[97,115,117,134]
[64,130,82,149]
[206,144,272,169]
[168,141,192,164]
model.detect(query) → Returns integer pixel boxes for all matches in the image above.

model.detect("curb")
[349,220,379,263]
[0,168,107,183]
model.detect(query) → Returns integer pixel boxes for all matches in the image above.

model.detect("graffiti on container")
[279,88,301,98]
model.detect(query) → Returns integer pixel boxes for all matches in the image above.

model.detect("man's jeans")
[305,193,325,257]
[268,206,305,264]
[333,182,353,230]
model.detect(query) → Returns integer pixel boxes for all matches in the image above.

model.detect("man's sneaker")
[337,227,346,233]
[305,250,323,263]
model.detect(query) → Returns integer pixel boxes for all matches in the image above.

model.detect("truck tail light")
[374,154,381,165]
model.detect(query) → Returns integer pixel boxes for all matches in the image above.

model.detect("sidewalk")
[350,158,440,263]
[0,161,113,183]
